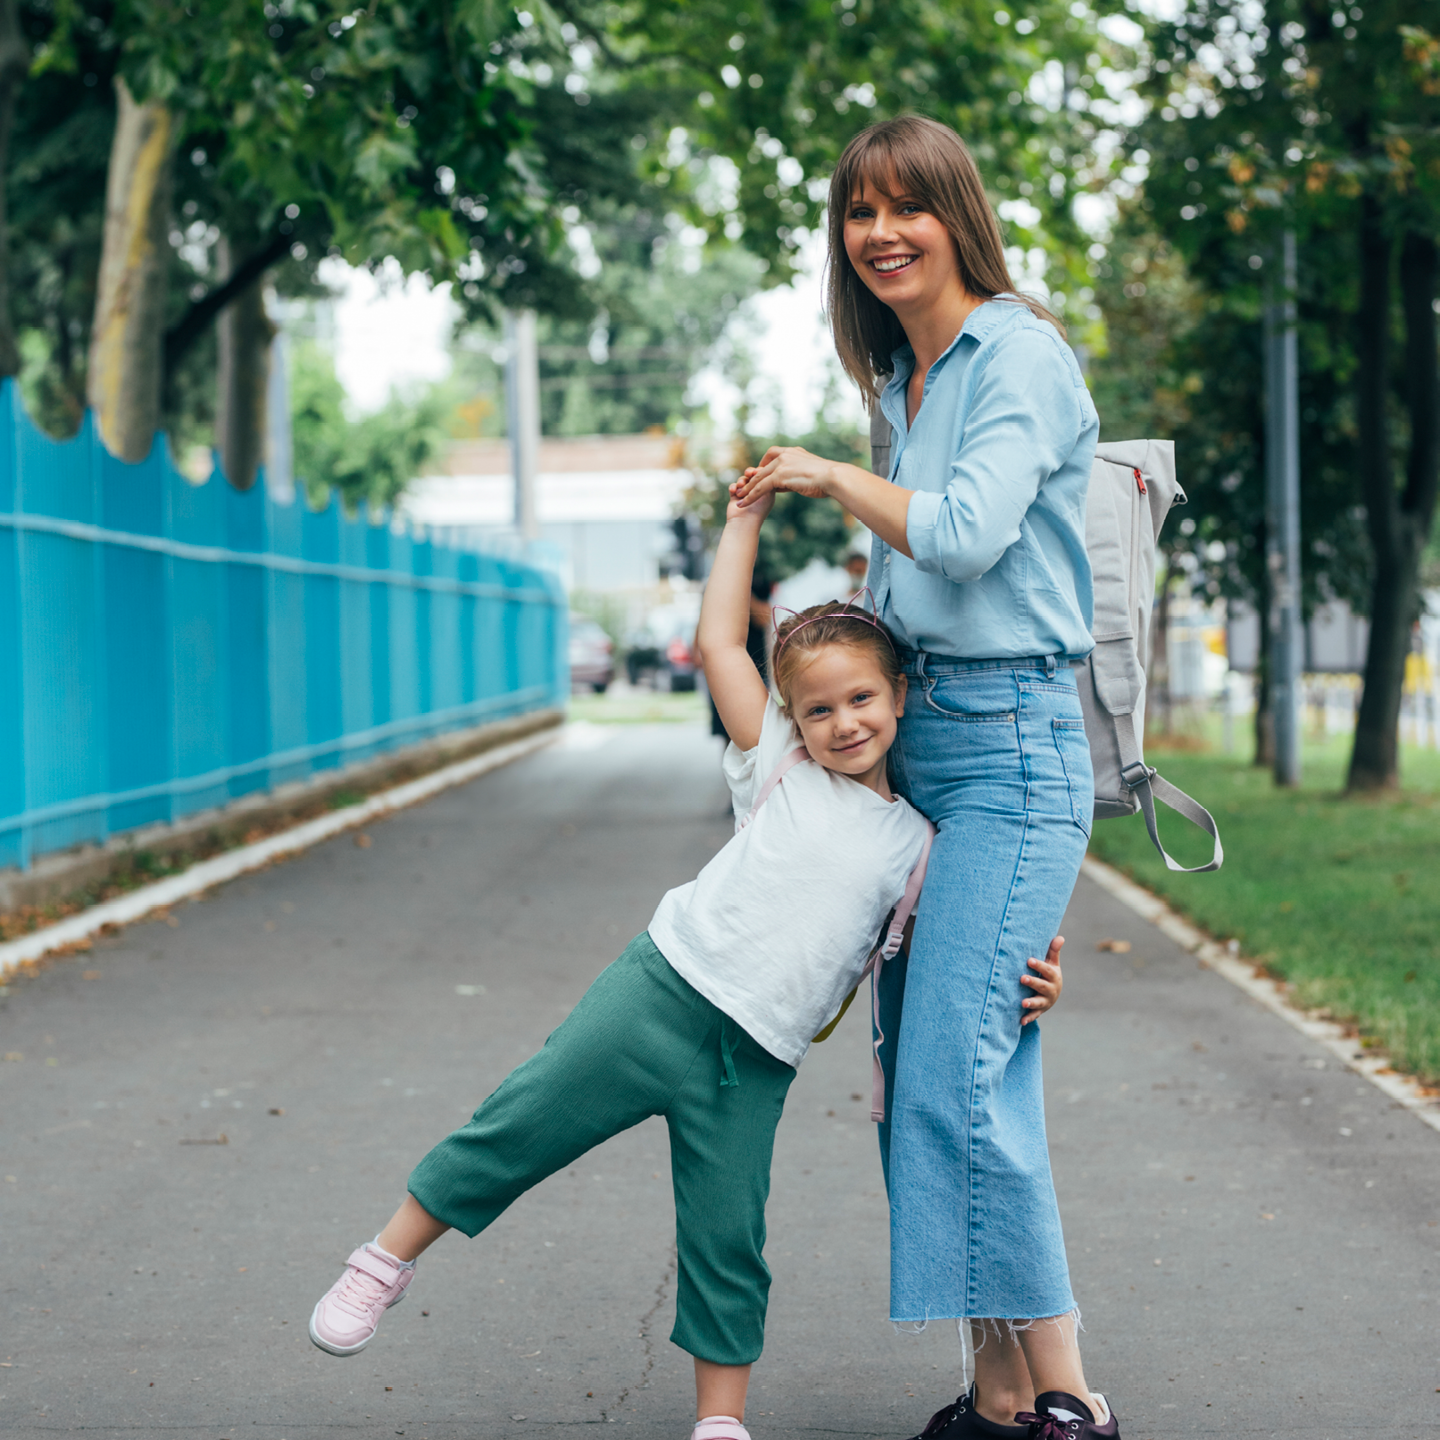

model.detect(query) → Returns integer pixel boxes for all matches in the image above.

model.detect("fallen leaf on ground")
[1096,938,1131,953]
[355,833,373,849]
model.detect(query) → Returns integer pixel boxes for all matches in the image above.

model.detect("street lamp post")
[504,308,541,545]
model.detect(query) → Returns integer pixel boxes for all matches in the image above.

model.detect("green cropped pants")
[408,932,796,1366]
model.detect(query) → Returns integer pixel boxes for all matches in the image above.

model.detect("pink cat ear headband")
[770,587,897,661]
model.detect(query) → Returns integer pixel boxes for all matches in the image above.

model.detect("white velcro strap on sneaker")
[345,1246,401,1285]
[693,1417,751,1440]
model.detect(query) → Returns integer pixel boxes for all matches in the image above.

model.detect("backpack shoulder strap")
[1115,713,1224,874]
[867,818,936,1122]
[738,745,810,829]
[869,400,893,478]
[876,820,935,960]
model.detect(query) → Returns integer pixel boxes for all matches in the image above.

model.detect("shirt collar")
[886,294,1026,378]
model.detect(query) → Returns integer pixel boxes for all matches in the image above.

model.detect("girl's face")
[787,643,907,797]
[843,178,964,314]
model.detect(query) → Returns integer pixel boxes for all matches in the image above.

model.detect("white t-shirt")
[648,699,931,1067]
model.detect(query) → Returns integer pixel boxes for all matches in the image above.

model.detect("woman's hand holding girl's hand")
[1020,935,1064,1025]
[732,446,838,507]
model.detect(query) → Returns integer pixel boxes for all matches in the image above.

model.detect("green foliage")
[1113,0,1440,619]
[537,220,764,437]
[290,342,449,510]
[11,0,1124,452]
[607,0,1120,317]
[1085,207,1371,620]
[569,590,627,652]
[684,402,865,584]
[1087,737,1440,1083]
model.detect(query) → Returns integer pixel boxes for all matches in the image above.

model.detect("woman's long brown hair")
[825,115,1064,404]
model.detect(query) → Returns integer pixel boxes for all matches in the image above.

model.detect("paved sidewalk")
[1,722,1436,1440]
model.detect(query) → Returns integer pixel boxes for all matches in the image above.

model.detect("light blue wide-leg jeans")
[877,655,1093,1323]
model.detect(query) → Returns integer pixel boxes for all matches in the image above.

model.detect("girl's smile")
[787,644,908,798]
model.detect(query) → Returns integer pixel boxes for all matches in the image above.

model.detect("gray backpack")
[869,417,1223,873]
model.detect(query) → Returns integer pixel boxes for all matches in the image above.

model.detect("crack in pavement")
[603,1243,678,1421]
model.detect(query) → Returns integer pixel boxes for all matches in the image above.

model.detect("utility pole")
[504,308,540,545]
[1264,230,1303,787]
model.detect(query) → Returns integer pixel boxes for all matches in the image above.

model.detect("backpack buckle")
[1121,761,1154,791]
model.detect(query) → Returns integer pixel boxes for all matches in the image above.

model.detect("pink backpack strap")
[864,819,935,1123]
[737,745,810,829]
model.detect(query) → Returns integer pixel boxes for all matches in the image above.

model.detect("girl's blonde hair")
[771,602,904,712]
[825,115,1064,403]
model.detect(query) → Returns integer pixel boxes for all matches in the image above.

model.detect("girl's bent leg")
[376,1194,449,1263]
[409,935,709,1237]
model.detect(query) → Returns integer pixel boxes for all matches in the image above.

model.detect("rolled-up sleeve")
[905,328,1085,583]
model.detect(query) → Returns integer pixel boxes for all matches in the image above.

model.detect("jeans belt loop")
[1044,653,1057,678]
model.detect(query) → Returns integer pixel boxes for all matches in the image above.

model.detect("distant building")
[403,434,694,593]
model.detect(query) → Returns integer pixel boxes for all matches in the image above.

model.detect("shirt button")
[884,553,891,565]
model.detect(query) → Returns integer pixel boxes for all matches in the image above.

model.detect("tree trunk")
[0,0,29,377]
[1347,217,1438,790]
[86,78,174,462]
[214,237,275,491]
[1253,609,1274,766]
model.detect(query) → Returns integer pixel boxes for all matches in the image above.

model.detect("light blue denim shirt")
[866,297,1098,660]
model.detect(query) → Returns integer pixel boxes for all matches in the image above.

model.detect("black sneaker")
[1020,1392,1119,1440]
[909,1386,1030,1440]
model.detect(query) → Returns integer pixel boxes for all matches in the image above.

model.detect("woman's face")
[842,179,965,315]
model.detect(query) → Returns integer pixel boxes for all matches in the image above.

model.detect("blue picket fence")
[0,383,567,872]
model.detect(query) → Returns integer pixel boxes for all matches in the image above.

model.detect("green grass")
[1086,730,1440,1083]
[567,688,708,726]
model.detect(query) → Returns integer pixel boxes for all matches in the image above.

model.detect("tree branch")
[163,231,292,374]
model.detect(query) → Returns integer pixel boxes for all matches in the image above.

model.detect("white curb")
[1081,855,1440,1135]
[0,726,562,981]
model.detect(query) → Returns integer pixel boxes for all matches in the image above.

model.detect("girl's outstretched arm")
[696,491,774,751]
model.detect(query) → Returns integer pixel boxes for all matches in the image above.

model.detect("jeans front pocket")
[1052,717,1094,836]
[923,675,1016,724]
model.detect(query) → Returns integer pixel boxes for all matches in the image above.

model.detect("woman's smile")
[871,253,918,275]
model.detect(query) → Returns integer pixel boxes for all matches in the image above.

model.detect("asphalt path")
[1,721,1436,1440]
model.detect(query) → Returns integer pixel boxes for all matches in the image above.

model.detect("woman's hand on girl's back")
[1020,935,1064,1025]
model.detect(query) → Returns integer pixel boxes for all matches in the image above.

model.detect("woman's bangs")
[840,138,938,213]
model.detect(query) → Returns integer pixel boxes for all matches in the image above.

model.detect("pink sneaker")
[309,1243,414,1356]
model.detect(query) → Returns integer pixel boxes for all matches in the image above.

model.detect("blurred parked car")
[568,615,615,693]
[664,629,698,691]
[624,613,699,691]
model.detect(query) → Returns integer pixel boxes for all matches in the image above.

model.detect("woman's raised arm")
[730,448,915,558]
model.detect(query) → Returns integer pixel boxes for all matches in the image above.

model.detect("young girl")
[307,486,1066,1440]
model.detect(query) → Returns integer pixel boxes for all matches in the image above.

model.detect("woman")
[731,116,1114,1440]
